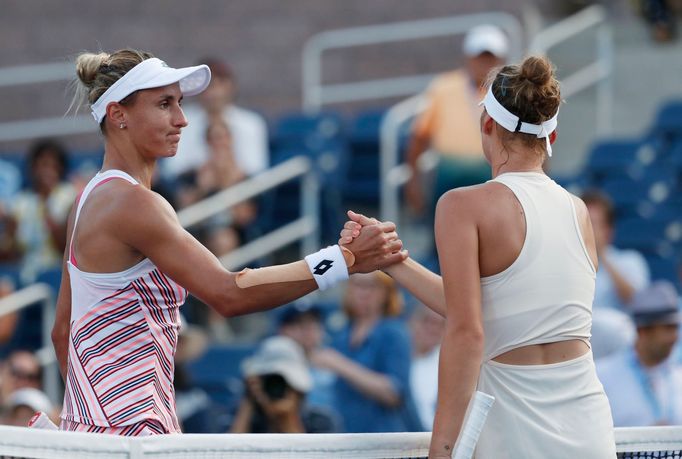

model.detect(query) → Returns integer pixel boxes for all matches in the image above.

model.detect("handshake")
[337,210,408,275]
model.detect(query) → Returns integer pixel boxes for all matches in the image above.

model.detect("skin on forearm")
[319,350,401,407]
[429,327,484,458]
[384,257,446,317]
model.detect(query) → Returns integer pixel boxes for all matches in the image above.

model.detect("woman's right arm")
[341,211,446,317]
[114,187,405,318]
[384,258,446,317]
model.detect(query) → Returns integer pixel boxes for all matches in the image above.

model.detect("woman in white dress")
[341,55,616,458]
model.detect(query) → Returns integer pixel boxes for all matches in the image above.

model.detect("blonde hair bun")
[75,52,110,88]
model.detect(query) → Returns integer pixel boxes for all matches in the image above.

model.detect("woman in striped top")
[51,48,406,436]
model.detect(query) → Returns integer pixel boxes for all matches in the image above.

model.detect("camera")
[260,373,289,400]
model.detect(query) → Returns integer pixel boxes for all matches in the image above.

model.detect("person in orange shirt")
[405,25,508,215]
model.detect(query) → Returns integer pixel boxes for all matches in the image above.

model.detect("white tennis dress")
[474,172,616,459]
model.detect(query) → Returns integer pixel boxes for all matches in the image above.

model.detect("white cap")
[91,57,211,124]
[6,388,54,414]
[242,336,312,393]
[463,25,509,58]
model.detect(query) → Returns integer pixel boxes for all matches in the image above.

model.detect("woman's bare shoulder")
[89,179,176,226]
[436,181,513,218]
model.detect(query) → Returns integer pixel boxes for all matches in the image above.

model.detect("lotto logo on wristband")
[305,245,349,291]
[313,260,334,275]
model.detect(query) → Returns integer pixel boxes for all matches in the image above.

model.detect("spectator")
[229,336,338,433]
[162,58,269,182]
[583,190,650,311]
[1,387,55,427]
[409,303,444,431]
[597,281,682,426]
[310,272,413,432]
[276,302,336,410]
[0,350,42,405]
[9,140,77,283]
[176,119,257,251]
[405,25,508,215]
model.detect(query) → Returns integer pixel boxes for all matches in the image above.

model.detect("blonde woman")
[51,48,406,436]
[311,271,412,432]
[341,56,616,458]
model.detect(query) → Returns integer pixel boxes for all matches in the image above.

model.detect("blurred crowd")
[1,23,682,433]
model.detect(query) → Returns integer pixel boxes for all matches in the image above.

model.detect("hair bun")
[75,52,110,87]
[519,55,554,87]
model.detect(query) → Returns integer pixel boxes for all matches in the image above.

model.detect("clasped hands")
[339,210,408,274]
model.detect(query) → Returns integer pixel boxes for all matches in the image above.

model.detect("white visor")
[90,57,211,124]
[479,85,559,156]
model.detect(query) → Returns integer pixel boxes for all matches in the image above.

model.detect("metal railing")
[0,155,319,405]
[302,13,524,112]
[0,62,96,143]
[177,155,320,266]
[528,4,613,135]
[0,283,60,404]
[380,5,613,223]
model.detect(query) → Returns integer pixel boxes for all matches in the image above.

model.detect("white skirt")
[475,351,616,459]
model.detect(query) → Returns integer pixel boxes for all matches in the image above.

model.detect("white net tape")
[0,426,681,459]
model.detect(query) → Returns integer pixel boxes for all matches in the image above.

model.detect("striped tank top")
[62,169,187,432]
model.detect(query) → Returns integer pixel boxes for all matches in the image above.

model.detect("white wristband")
[305,245,349,291]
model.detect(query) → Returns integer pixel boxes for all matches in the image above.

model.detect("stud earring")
[119,123,126,129]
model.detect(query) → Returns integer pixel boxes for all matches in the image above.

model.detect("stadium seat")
[614,217,680,257]
[272,111,345,152]
[645,255,679,287]
[184,343,256,406]
[651,99,682,139]
[600,175,675,219]
[584,140,645,184]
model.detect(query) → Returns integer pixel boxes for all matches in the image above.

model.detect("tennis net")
[0,426,680,458]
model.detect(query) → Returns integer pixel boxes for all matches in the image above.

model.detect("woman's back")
[476,172,596,361]
[470,172,615,459]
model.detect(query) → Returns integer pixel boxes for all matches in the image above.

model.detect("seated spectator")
[597,281,682,426]
[161,57,269,182]
[1,387,55,427]
[409,303,444,431]
[229,336,338,433]
[583,190,650,311]
[176,119,257,251]
[276,302,336,410]
[0,350,42,406]
[310,272,414,432]
[8,140,77,283]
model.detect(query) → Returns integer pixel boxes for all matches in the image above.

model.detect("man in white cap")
[229,336,339,433]
[597,280,682,426]
[405,24,508,215]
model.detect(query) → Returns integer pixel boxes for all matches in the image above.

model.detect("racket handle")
[451,391,495,459]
